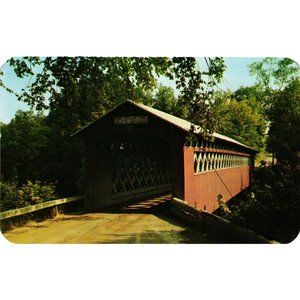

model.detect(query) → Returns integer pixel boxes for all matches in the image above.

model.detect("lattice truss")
[98,135,172,194]
[191,140,251,174]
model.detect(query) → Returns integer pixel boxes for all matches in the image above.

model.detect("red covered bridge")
[73,100,256,213]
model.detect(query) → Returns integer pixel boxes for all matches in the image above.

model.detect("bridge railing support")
[171,197,277,244]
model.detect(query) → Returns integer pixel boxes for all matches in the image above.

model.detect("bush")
[0,181,19,211]
[0,180,56,212]
[225,162,300,243]
[217,194,231,219]
[18,180,56,206]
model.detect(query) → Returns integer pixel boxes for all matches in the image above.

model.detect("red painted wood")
[183,146,196,207]
[183,147,251,213]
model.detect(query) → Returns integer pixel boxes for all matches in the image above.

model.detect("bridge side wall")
[183,146,252,213]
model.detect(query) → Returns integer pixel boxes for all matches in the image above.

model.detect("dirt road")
[2,196,211,244]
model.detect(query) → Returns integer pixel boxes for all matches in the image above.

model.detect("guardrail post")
[50,206,58,218]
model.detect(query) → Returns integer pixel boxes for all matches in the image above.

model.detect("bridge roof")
[73,100,256,152]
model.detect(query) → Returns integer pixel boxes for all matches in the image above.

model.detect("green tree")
[234,84,265,106]
[267,79,300,163]
[40,107,85,195]
[248,57,299,162]
[212,93,267,152]
[249,57,298,92]
[152,85,185,117]
[7,57,225,133]
[1,110,49,183]
[248,57,299,111]
[172,57,226,137]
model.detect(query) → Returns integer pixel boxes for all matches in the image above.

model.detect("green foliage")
[18,180,56,205]
[8,57,226,135]
[0,109,78,195]
[0,180,56,212]
[172,57,226,137]
[248,57,299,92]
[216,194,231,218]
[0,181,19,211]
[212,92,267,152]
[267,79,300,163]
[1,110,49,183]
[32,106,85,195]
[247,57,299,115]
[247,58,300,162]
[226,163,300,243]
[234,84,265,108]
[152,85,185,117]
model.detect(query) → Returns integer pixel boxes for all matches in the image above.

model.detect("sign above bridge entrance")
[114,116,148,125]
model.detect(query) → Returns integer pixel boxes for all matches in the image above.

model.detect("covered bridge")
[73,100,256,213]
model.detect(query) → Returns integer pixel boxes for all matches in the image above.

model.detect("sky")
[0,57,260,124]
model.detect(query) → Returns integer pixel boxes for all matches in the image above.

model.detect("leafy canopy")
[267,78,300,162]
[212,91,267,152]
[0,110,48,183]
[247,57,300,162]
[8,57,226,135]
[249,57,299,92]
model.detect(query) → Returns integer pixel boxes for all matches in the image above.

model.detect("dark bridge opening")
[94,132,173,209]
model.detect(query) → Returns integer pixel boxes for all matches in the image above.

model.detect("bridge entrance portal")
[95,133,172,206]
